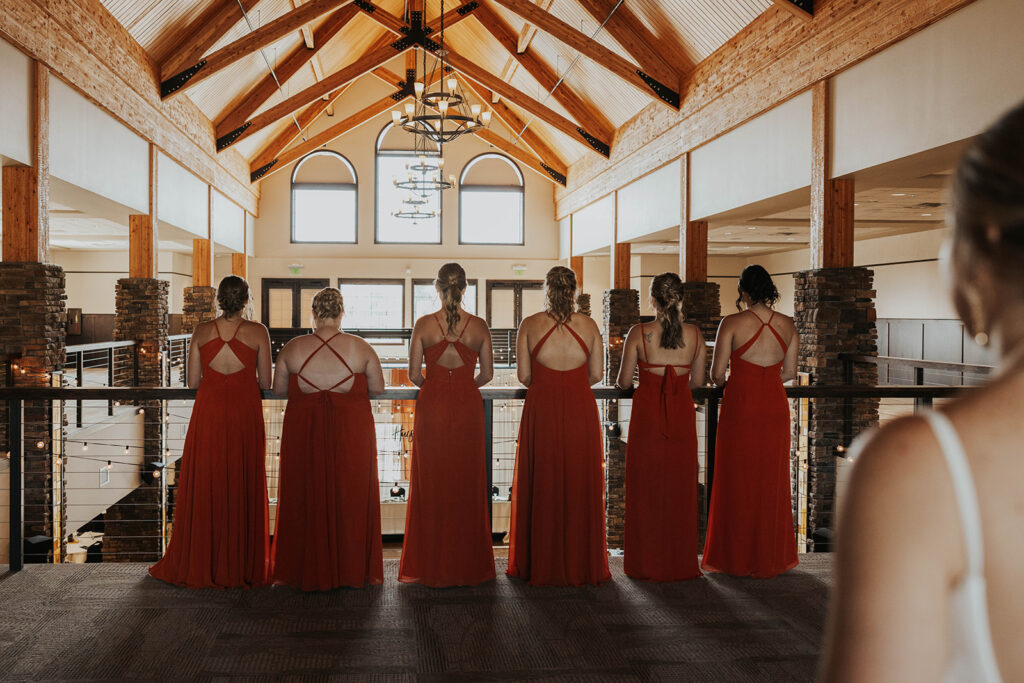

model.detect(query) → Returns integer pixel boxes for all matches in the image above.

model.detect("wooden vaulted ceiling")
[103,0,779,186]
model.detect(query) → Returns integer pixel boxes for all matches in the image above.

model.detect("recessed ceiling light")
[854,203,859,207]
[747,226,757,230]
[921,213,932,217]
[787,237,795,241]
[724,231,732,235]
[891,192,906,197]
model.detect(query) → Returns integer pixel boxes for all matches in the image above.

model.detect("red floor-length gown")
[508,320,611,586]
[399,315,495,587]
[150,322,269,589]
[271,333,384,590]
[702,310,799,578]
[624,326,701,581]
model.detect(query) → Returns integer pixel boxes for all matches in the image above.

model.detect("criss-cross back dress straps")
[295,333,355,392]
[533,319,589,358]
[735,310,788,357]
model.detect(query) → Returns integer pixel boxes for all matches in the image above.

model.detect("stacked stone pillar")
[182,238,217,334]
[0,263,67,562]
[102,278,169,562]
[602,288,639,549]
[793,267,878,546]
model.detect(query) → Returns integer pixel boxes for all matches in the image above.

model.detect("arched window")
[375,122,442,244]
[290,150,357,243]
[459,153,524,245]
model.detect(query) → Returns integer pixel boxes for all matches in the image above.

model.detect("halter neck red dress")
[507,319,610,586]
[399,315,495,587]
[149,320,269,589]
[702,310,798,578]
[271,333,383,590]
[624,325,702,581]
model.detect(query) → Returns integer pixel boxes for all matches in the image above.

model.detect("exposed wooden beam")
[249,84,352,181]
[232,253,248,278]
[515,0,553,53]
[489,0,680,108]
[473,126,565,186]
[2,62,49,264]
[255,94,405,180]
[161,0,355,99]
[159,0,261,81]
[193,238,213,288]
[350,0,408,35]
[574,0,686,87]
[772,0,814,21]
[219,41,406,151]
[445,49,611,157]
[810,79,853,268]
[214,4,360,140]
[128,215,156,278]
[612,242,630,289]
[473,4,613,143]
[426,0,484,33]
[570,255,584,284]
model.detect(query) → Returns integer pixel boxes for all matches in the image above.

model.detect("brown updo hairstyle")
[736,264,780,311]
[435,262,467,334]
[311,287,344,324]
[651,272,686,349]
[545,266,577,323]
[951,100,1024,317]
[217,276,250,317]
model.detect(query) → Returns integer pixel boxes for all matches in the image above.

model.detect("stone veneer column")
[181,286,217,334]
[602,288,639,549]
[793,267,878,547]
[0,263,67,562]
[102,278,168,562]
[576,292,591,317]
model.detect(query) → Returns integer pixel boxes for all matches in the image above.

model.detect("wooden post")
[810,80,854,269]
[127,145,159,278]
[678,152,709,282]
[2,62,49,263]
[231,253,247,279]
[610,192,631,289]
[570,256,584,286]
[193,239,212,287]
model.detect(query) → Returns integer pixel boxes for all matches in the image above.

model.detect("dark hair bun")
[737,265,780,308]
[217,275,250,315]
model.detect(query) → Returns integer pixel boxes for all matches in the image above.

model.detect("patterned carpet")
[0,555,831,682]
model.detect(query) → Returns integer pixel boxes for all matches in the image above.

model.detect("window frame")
[374,123,443,245]
[336,277,407,343]
[289,150,358,244]
[411,278,480,323]
[458,153,525,246]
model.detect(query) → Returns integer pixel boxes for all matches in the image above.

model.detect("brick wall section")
[0,263,67,562]
[793,267,879,546]
[576,293,591,317]
[602,289,639,549]
[182,286,217,334]
[104,278,168,562]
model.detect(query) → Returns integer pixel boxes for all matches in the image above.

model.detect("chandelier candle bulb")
[471,104,481,117]
[414,81,424,97]
[405,103,414,117]
[447,77,457,92]
[391,111,402,125]
[481,111,492,125]
[438,100,448,115]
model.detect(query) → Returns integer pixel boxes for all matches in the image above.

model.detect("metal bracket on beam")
[250,160,279,182]
[353,0,376,13]
[636,70,680,109]
[456,1,480,15]
[576,128,610,158]
[786,0,814,15]
[160,60,207,98]
[541,163,567,186]
[217,122,252,151]
[391,11,441,52]
[392,69,417,101]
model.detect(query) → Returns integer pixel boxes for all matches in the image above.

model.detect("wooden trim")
[489,0,679,109]
[159,0,261,80]
[192,239,212,287]
[772,0,815,21]
[553,0,978,219]
[147,143,158,232]
[1,61,48,263]
[161,0,355,98]
[573,0,685,88]
[248,84,353,181]
[219,42,406,152]
[231,253,247,279]
[214,4,360,138]
[472,4,613,142]
[445,50,611,157]
[570,256,584,286]
[612,242,631,289]
[254,94,405,181]
[810,80,853,268]
[128,215,155,278]
[261,277,331,327]
[682,221,708,283]
[0,0,258,213]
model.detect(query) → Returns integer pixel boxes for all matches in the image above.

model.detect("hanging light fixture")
[390,0,492,143]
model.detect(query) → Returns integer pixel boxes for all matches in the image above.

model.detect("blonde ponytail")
[651,272,686,349]
[435,262,467,334]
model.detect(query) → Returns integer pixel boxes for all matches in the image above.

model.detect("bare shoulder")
[192,319,215,340]
[242,319,269,337]
[571,311,599,331]
[519,311,546,331]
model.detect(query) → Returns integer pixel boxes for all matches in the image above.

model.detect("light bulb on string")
[106,460,113,471]
[124,445,129,455]
[35,440,44,449]
[82,442,88,452]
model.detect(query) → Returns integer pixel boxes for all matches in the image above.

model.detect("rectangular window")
[412,280,478,323]
[337,279,405,331]
[376,154,442,244]
[460,187,524,245]
[292,184,357,243]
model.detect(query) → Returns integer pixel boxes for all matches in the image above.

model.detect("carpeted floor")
[0,555,831,682]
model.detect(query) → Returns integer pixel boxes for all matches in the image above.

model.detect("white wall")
[157,153,209,238]
[0,37,31,166]
[690,91,812,220]
[572,194,615,255]
[54,250,193,314]
[832,0,1024,178]
[211,188,244,252]
[616,161,682,242]
[50,78,149,214]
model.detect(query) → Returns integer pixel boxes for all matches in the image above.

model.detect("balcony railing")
[0,382,964,571]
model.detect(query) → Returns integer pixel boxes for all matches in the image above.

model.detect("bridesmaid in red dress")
[508,266,610,586]
[270,287,386,590]
[616,273,706,581]
[150,276,272,589]
[702,265,800,578]
[399,263,496,587]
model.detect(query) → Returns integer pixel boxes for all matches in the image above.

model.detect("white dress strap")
[921,410,1003,683]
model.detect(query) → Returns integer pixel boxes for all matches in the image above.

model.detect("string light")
[137,408,145,415]
[152,469,161,479]
[82,442,88,452]
[106,460,113,470]
[36,440,44,449]
[124,445,130,455]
